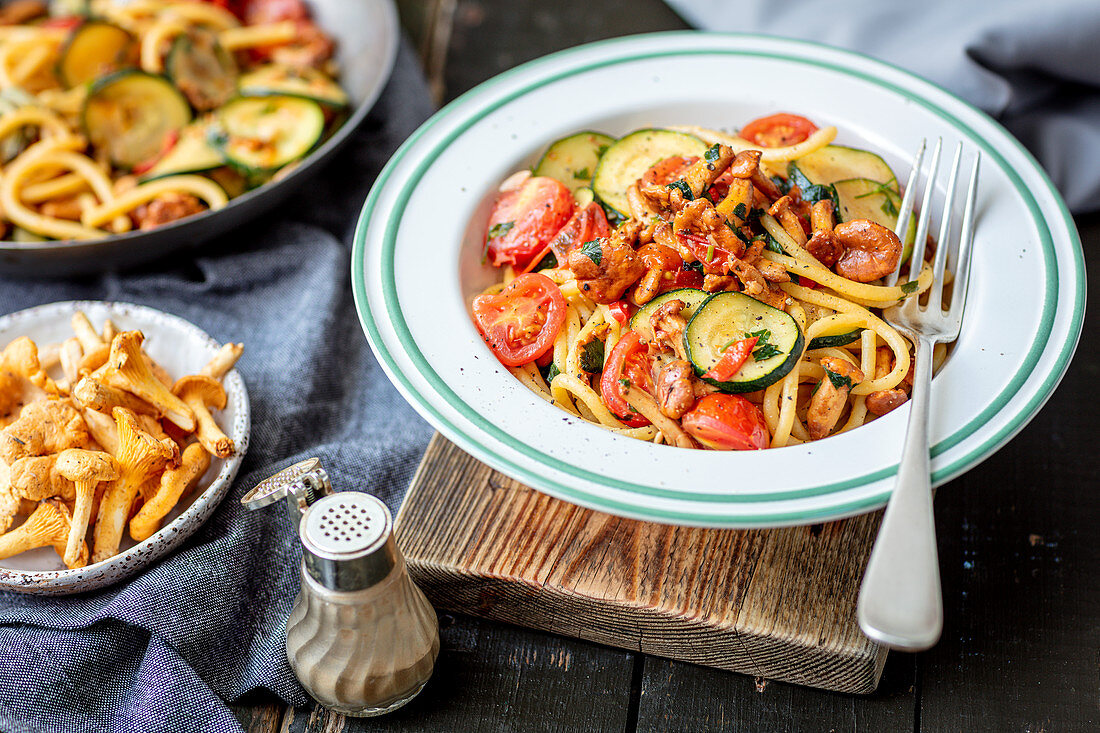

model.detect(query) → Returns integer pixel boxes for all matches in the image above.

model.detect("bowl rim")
[0,0,400,255]
[352,31,1086,527]
[0,300,250,586]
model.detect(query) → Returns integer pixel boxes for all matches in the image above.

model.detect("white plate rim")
[0,300,250,592]
[351,32,1086,528]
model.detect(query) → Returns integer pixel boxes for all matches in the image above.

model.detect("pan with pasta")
[471,114,948,451]
[0,0,398,274]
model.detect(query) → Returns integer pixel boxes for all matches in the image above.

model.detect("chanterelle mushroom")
[0,399,90,465]
[8,455,76,502]
[172,375,233,458]
[0,499,87,569]
[55,449,118,568]
[131,442,209,542]
[72,376,158,417]
[0,337,59,419]
[102,332,195,432]
[92,408,176,562]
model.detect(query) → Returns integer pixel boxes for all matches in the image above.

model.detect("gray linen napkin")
[0,40,435,733]
[665,0,1100,213]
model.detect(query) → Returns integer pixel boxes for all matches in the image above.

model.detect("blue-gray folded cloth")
[665,0,1100,213]
[0,40,435,733]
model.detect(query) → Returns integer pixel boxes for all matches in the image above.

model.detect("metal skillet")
[0,0,399,277]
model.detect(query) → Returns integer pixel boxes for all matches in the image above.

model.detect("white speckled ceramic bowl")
[0,301,250,594]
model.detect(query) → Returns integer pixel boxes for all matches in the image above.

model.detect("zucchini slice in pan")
[685,291,805,393]
[166,28,238,112]
[210,95,324,175]
[533,131,615,194]
[592,128,706,217]
[139,120,225,181]
[58,20,135,88]
[237,64,348,108]
[82,70,191,169]
[791,144,899,191]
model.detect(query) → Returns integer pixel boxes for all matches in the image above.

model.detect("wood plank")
[636,653,916,732]
[279,614,635,732]
[442,0,688,102]
[229,697,284,733]
[395,435,887,694]
[917,213,1100,731]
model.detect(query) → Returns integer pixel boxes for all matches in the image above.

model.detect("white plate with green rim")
[353,33,1084,528]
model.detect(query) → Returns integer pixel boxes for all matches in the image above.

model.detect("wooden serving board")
[394,434,888,694]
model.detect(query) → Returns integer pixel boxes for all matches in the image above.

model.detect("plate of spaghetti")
[353,33,1084,527]
[0,0,398,276]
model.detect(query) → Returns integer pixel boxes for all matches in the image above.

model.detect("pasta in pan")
[470,114,947,451]
[0,0,348,242]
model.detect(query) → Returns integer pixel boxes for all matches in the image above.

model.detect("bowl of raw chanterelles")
[0,301,249,594]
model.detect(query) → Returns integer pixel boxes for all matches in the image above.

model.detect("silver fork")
[856,138,980,651]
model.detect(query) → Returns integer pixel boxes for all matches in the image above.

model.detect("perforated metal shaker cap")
[299,492,398,591]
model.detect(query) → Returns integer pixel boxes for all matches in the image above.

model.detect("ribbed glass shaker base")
[324,680,428,717]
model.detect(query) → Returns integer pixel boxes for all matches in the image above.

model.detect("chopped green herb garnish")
[733,202,748,220]
[666,180,693,200]
[580,339,605,373]
[543,363,561,383]
[824,368,853,390]
[748,328,772,344]
[704,143,721,163]
[880,195,899,218]
[596,144,609,157]
[533,250,558,271]
[763,231,785,254]
[900,280,920,294]
[487,221,514,239]
[573,167,590,180]
[618,378,631,388]
[597,199,624,227]
[683,260,704,274]
[752,343,781,361]
[579,239,603,266]
[705,243,715,262]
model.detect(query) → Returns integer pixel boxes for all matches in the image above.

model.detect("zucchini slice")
[58,20,135,88]
[82,70,191,169]
[807,329,862,350]
[166,28,238,112]
[210,95,324,174]
[629,288,709,342]
[685,291,805,393]
[832,178,917,256]
[790,144,898,190]
[573,186,595,208]
[533,131,615,194]
[139,120,224,181]
[237,64,349,108]
[592,128,706,217]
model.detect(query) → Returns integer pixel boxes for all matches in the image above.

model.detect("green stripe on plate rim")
[353,33,1084,526]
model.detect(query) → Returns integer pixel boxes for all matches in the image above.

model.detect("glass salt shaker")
[242,458,440,717]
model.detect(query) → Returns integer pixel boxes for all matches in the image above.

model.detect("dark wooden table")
[235,1,1099,730]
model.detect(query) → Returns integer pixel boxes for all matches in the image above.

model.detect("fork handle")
[857,334,942,651]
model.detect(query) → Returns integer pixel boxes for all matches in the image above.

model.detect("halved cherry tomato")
[681,394,770,450]
[600,329,652,427]
[702,337,757,382]
[665,265,704,292]
[472,273,566,367]
[41,16,82,30]
[677,232,734,272]
[485,176,575,270]
[739,113,818,148]
[240,0,310,24]
[607,300,631,324]
[546,200,609,264]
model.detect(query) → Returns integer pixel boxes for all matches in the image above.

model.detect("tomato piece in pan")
[681,394,770,450]
[472,273,567,367]
[546,201,610,263]
[485,176,575,270]
[600,329,653,428]
[739,113,818,148]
